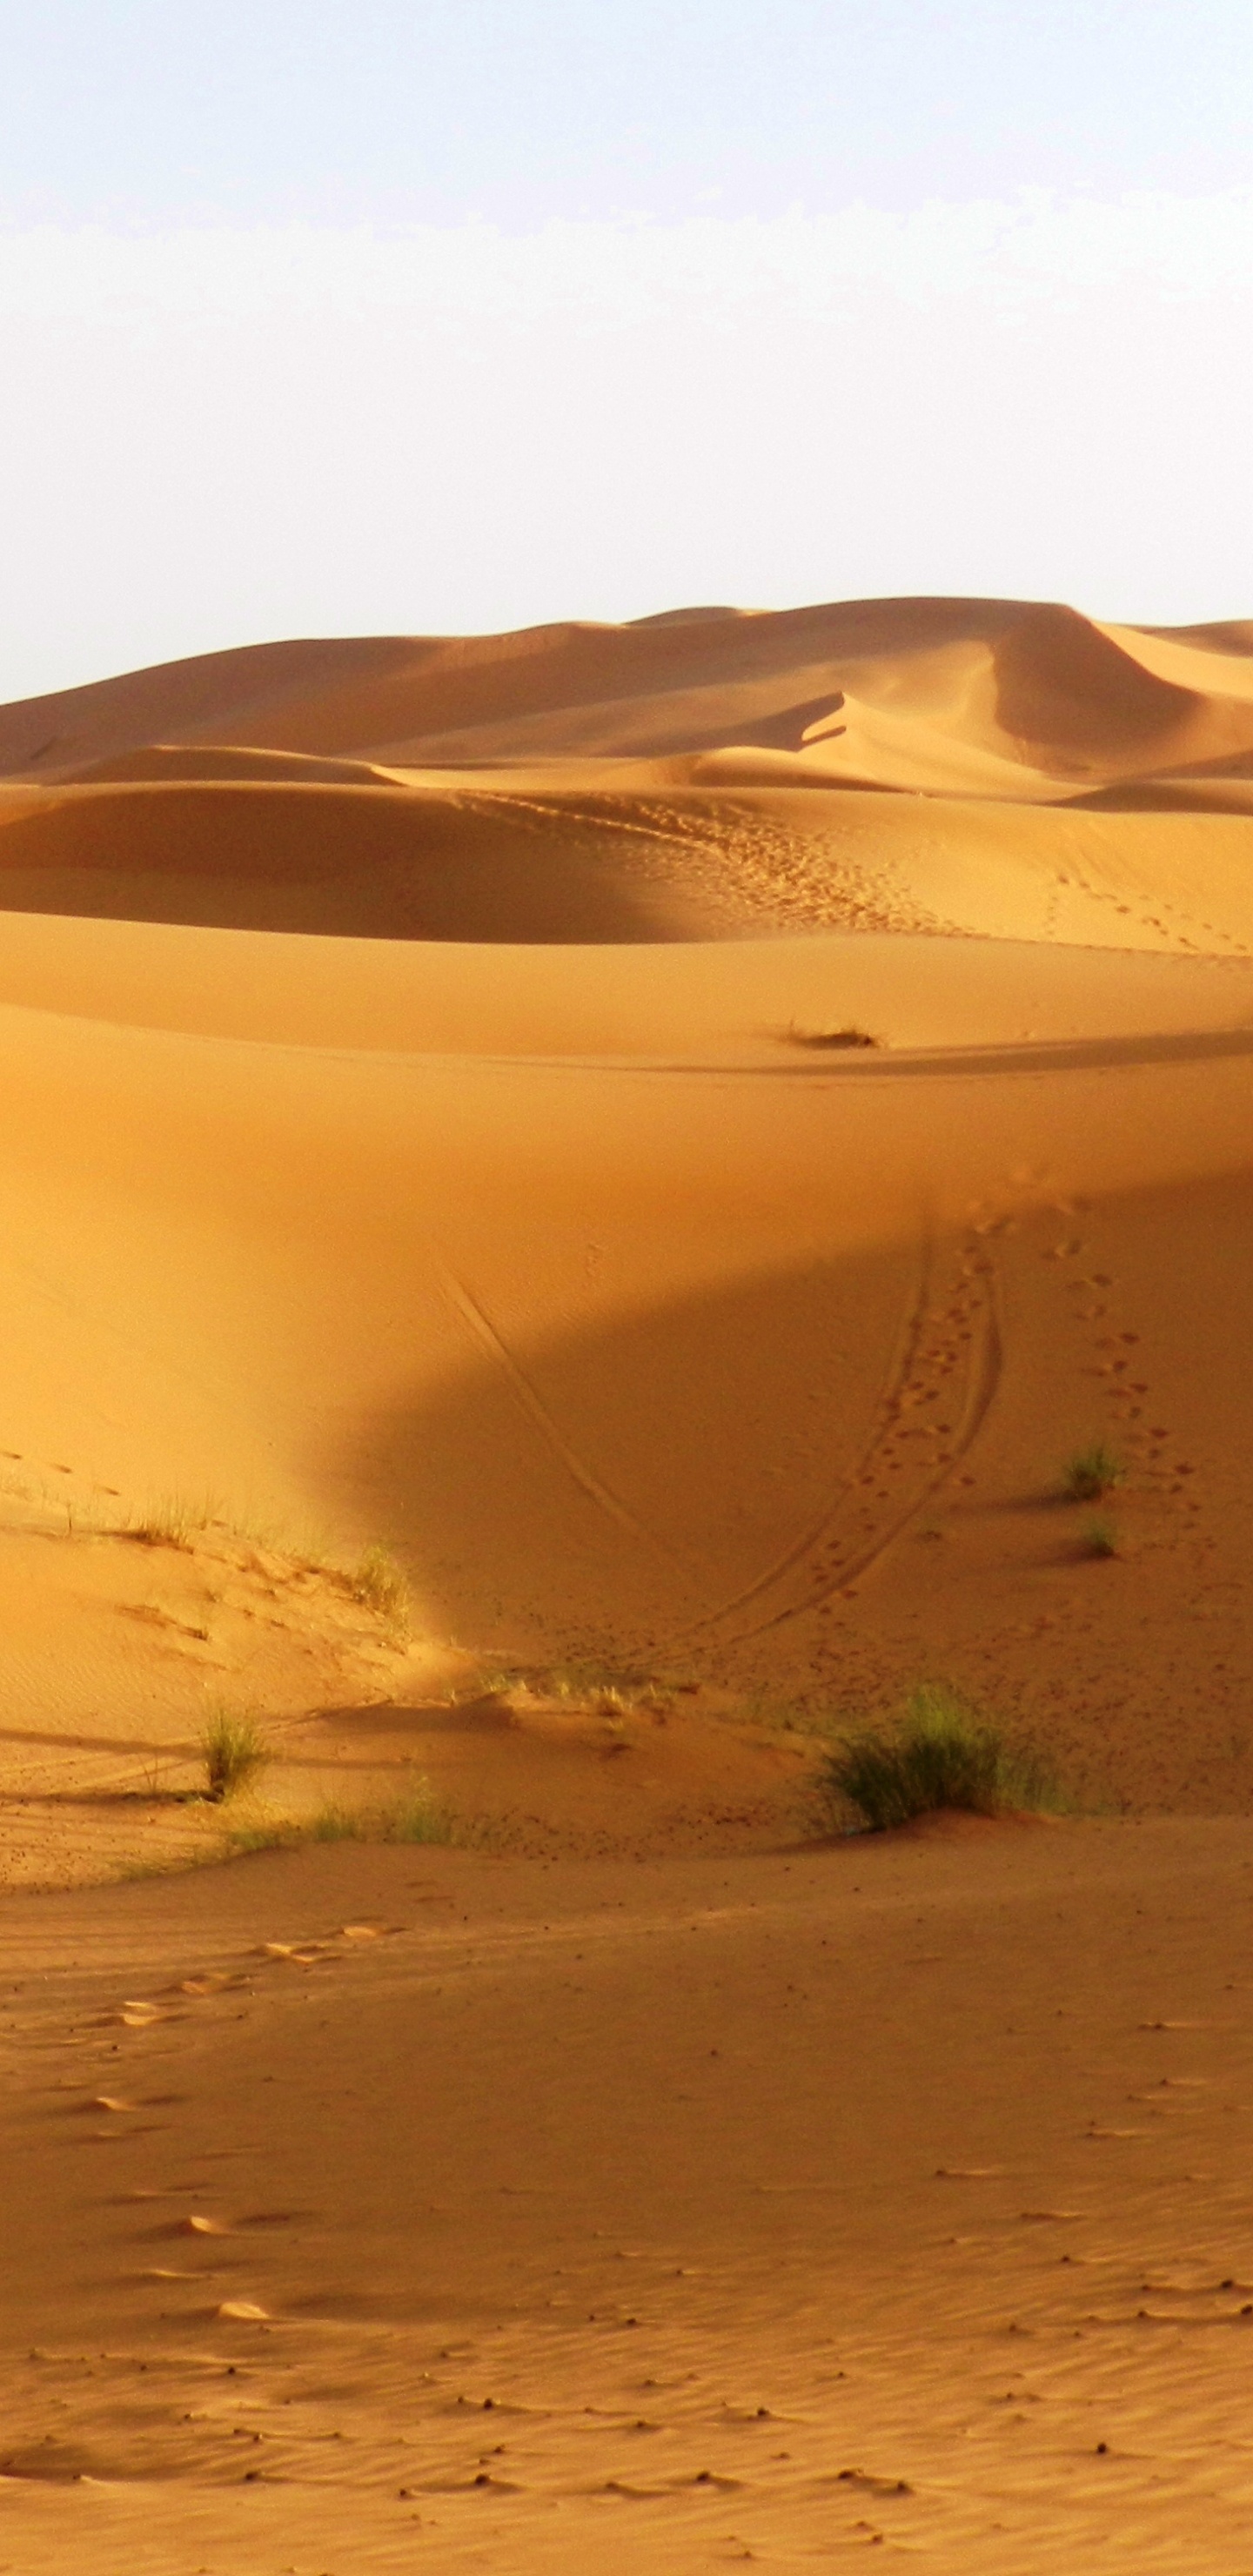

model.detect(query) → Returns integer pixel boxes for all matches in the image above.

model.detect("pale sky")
[3,2,1250,698]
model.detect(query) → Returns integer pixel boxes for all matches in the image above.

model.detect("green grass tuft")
[221,1823,285,1855]
[1062,1442,1125,1503]
[1080,1514,1119,1559]
[200,1707,269,1804]
[818,1684,1057,1834]
[224,1778,471,1855]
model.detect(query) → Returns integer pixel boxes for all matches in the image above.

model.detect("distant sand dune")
[6,594,1253,786]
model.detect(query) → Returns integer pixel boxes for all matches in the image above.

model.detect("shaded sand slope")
[4,1823,1253,2571]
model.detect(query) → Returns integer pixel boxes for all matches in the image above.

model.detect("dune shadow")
[0,784,729,942]
[310,1696,520,1740]
[317,1241,945,1654]
[0,1724,190,1759]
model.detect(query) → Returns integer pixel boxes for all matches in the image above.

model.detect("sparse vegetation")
[127,1491,219,1551]
[463,1653,667,1711]
[200,1707,269,1803]
[786,1023,878,1051]
[1080,1515,1119,1559]
[1062,1442,1125,1503]
[349,1543,411,1633]
[817,1684,1057,1834]
[224,1778,478,1854]
[308,1783,462,1844]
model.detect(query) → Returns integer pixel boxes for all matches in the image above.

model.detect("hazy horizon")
[3,3,1250,699]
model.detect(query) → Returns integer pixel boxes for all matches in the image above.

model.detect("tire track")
[667,1238,941,1643]
[439,1266,688,1569]
[686,1231,1004,1648]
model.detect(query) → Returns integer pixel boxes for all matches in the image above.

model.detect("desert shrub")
[200,1707,268,1802]
[1080,1514,1119,1558]
[1062,1442,1125,1502]
[818,1684,1055,1833]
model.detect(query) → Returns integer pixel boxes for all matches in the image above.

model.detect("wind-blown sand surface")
[2,594,1253,2566]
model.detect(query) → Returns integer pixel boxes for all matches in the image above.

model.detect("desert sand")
[2,594,1253,2567]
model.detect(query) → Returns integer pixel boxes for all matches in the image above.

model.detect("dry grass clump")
[349,1543,411,1632]
[786,1023,878,1051]
[227,1778,476,1854]
[1080,1514,1119,1559]
[818,1685,1056,1835]
[314,1781,464,1844]
[1062,1441,1125,1502]
[591,1685,633,1718]
[200,1707,269,1803]
[127,1492,218,1551]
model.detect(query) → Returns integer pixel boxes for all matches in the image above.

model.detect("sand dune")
[3,594,1253,2568]
[4,596,1253,954]
[6,594,1253,785]
[0,593,1251,1794]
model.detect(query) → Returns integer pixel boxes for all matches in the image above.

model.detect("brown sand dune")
[6,595,1253,785]
[3,594,1253,2569]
